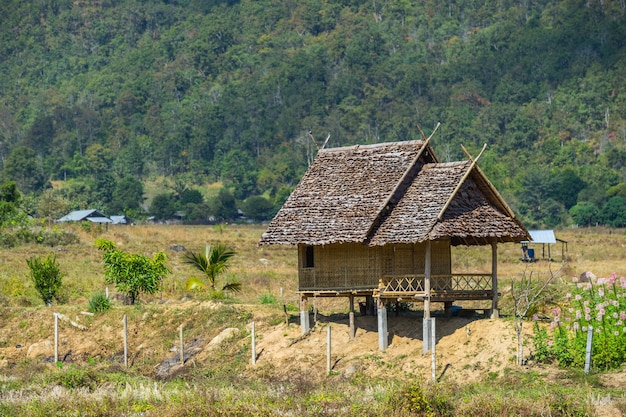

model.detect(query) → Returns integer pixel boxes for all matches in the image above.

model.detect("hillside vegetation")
[1,0,626,227]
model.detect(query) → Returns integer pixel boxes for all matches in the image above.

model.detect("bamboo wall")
[298,241,451,291]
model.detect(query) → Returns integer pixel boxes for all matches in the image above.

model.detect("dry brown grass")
[0,224,300,308]
[1,224,624,310]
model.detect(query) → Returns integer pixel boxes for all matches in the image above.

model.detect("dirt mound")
[250,311,519,382]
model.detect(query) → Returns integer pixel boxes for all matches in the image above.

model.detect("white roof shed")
[521,229,568,261]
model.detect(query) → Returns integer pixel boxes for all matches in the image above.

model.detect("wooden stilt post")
[377,298,388,351]
[491,240,499,319]
[349,295,355,340]
[300,296,310,335]
[366,295,374,316]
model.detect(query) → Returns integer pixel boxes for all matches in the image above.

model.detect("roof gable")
[260,141,529,246]
[259,140,435,245]
[367,161,469,245]
[58,209,110,222]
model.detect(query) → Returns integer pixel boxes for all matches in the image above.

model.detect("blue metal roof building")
[521,230,568,262]
[57,209,112,223]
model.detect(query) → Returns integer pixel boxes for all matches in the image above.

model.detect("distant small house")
[110,215,131,225]
[521,230,568,262]
[57,209,112,224]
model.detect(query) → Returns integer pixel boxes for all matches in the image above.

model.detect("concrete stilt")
[349,295,355,339]
[377,299,388,351]
[300,296,310,335]
[491,240,499,319]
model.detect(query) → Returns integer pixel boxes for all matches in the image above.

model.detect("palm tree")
[184,244,241,293]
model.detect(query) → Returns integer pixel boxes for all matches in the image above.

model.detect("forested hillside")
[1,0,625,227]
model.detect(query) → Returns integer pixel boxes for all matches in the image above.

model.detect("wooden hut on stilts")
[259,128,529,351]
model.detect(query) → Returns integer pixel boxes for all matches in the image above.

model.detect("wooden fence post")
[431,318,436,382]
[179,325,184,365]
[251,321,256,365]
[123,315,128,367]
[54,313,59,363]
[584,325,593,374]
[326,325,331,374]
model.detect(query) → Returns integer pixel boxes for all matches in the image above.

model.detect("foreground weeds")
[0,366,597,416]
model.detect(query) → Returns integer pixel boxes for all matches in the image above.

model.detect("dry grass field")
[0,224,625,416]
[3,224,624,309]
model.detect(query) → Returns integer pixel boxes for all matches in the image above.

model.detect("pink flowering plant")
[532,272,626,370]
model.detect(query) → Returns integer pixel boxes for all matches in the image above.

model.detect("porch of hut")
[296,238,502,351]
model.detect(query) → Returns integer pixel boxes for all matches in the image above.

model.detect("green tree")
[96,239,169,305]
[94,173,117,208]
[240,195,274,221]
[3,146,46,193]
[0,180,21,226]
[113,138,145,178]
[209,188,238,222]
[27,254,64,306]
[184,244,240,293]
[150,193,177,221]
[600,196,626,228]
[110,176,144,213]
[0,180,21,204]
[553,167,585,210]
[37,189,70,224]
[569,201,599,226]
[85,143,112,178]
[180,188,203,205]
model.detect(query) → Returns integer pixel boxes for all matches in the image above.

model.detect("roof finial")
[416,122,441,142]
[308,131,319,151]
[461,143,487,163]
[320,133,331,150]
[308,131,331,151]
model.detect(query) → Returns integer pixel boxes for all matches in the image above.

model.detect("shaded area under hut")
[259,134,529,350]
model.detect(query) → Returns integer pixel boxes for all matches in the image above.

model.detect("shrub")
[53,366,100,390]
[96,238,169,305]
[259,293,277,304]
[391,382,454,417]
[88,292,111,313]
[26,254,64,306]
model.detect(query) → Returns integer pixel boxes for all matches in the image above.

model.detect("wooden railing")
[299,269,494,297]
[380,273,493,294]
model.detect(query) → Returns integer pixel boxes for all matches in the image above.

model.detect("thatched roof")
[259,140,529,247]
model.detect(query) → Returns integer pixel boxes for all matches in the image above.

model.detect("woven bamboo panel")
[298,243,383,290]
[298,241,453,291]
[394,244,414,275]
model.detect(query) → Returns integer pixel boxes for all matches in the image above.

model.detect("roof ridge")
[319,139,424,153]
